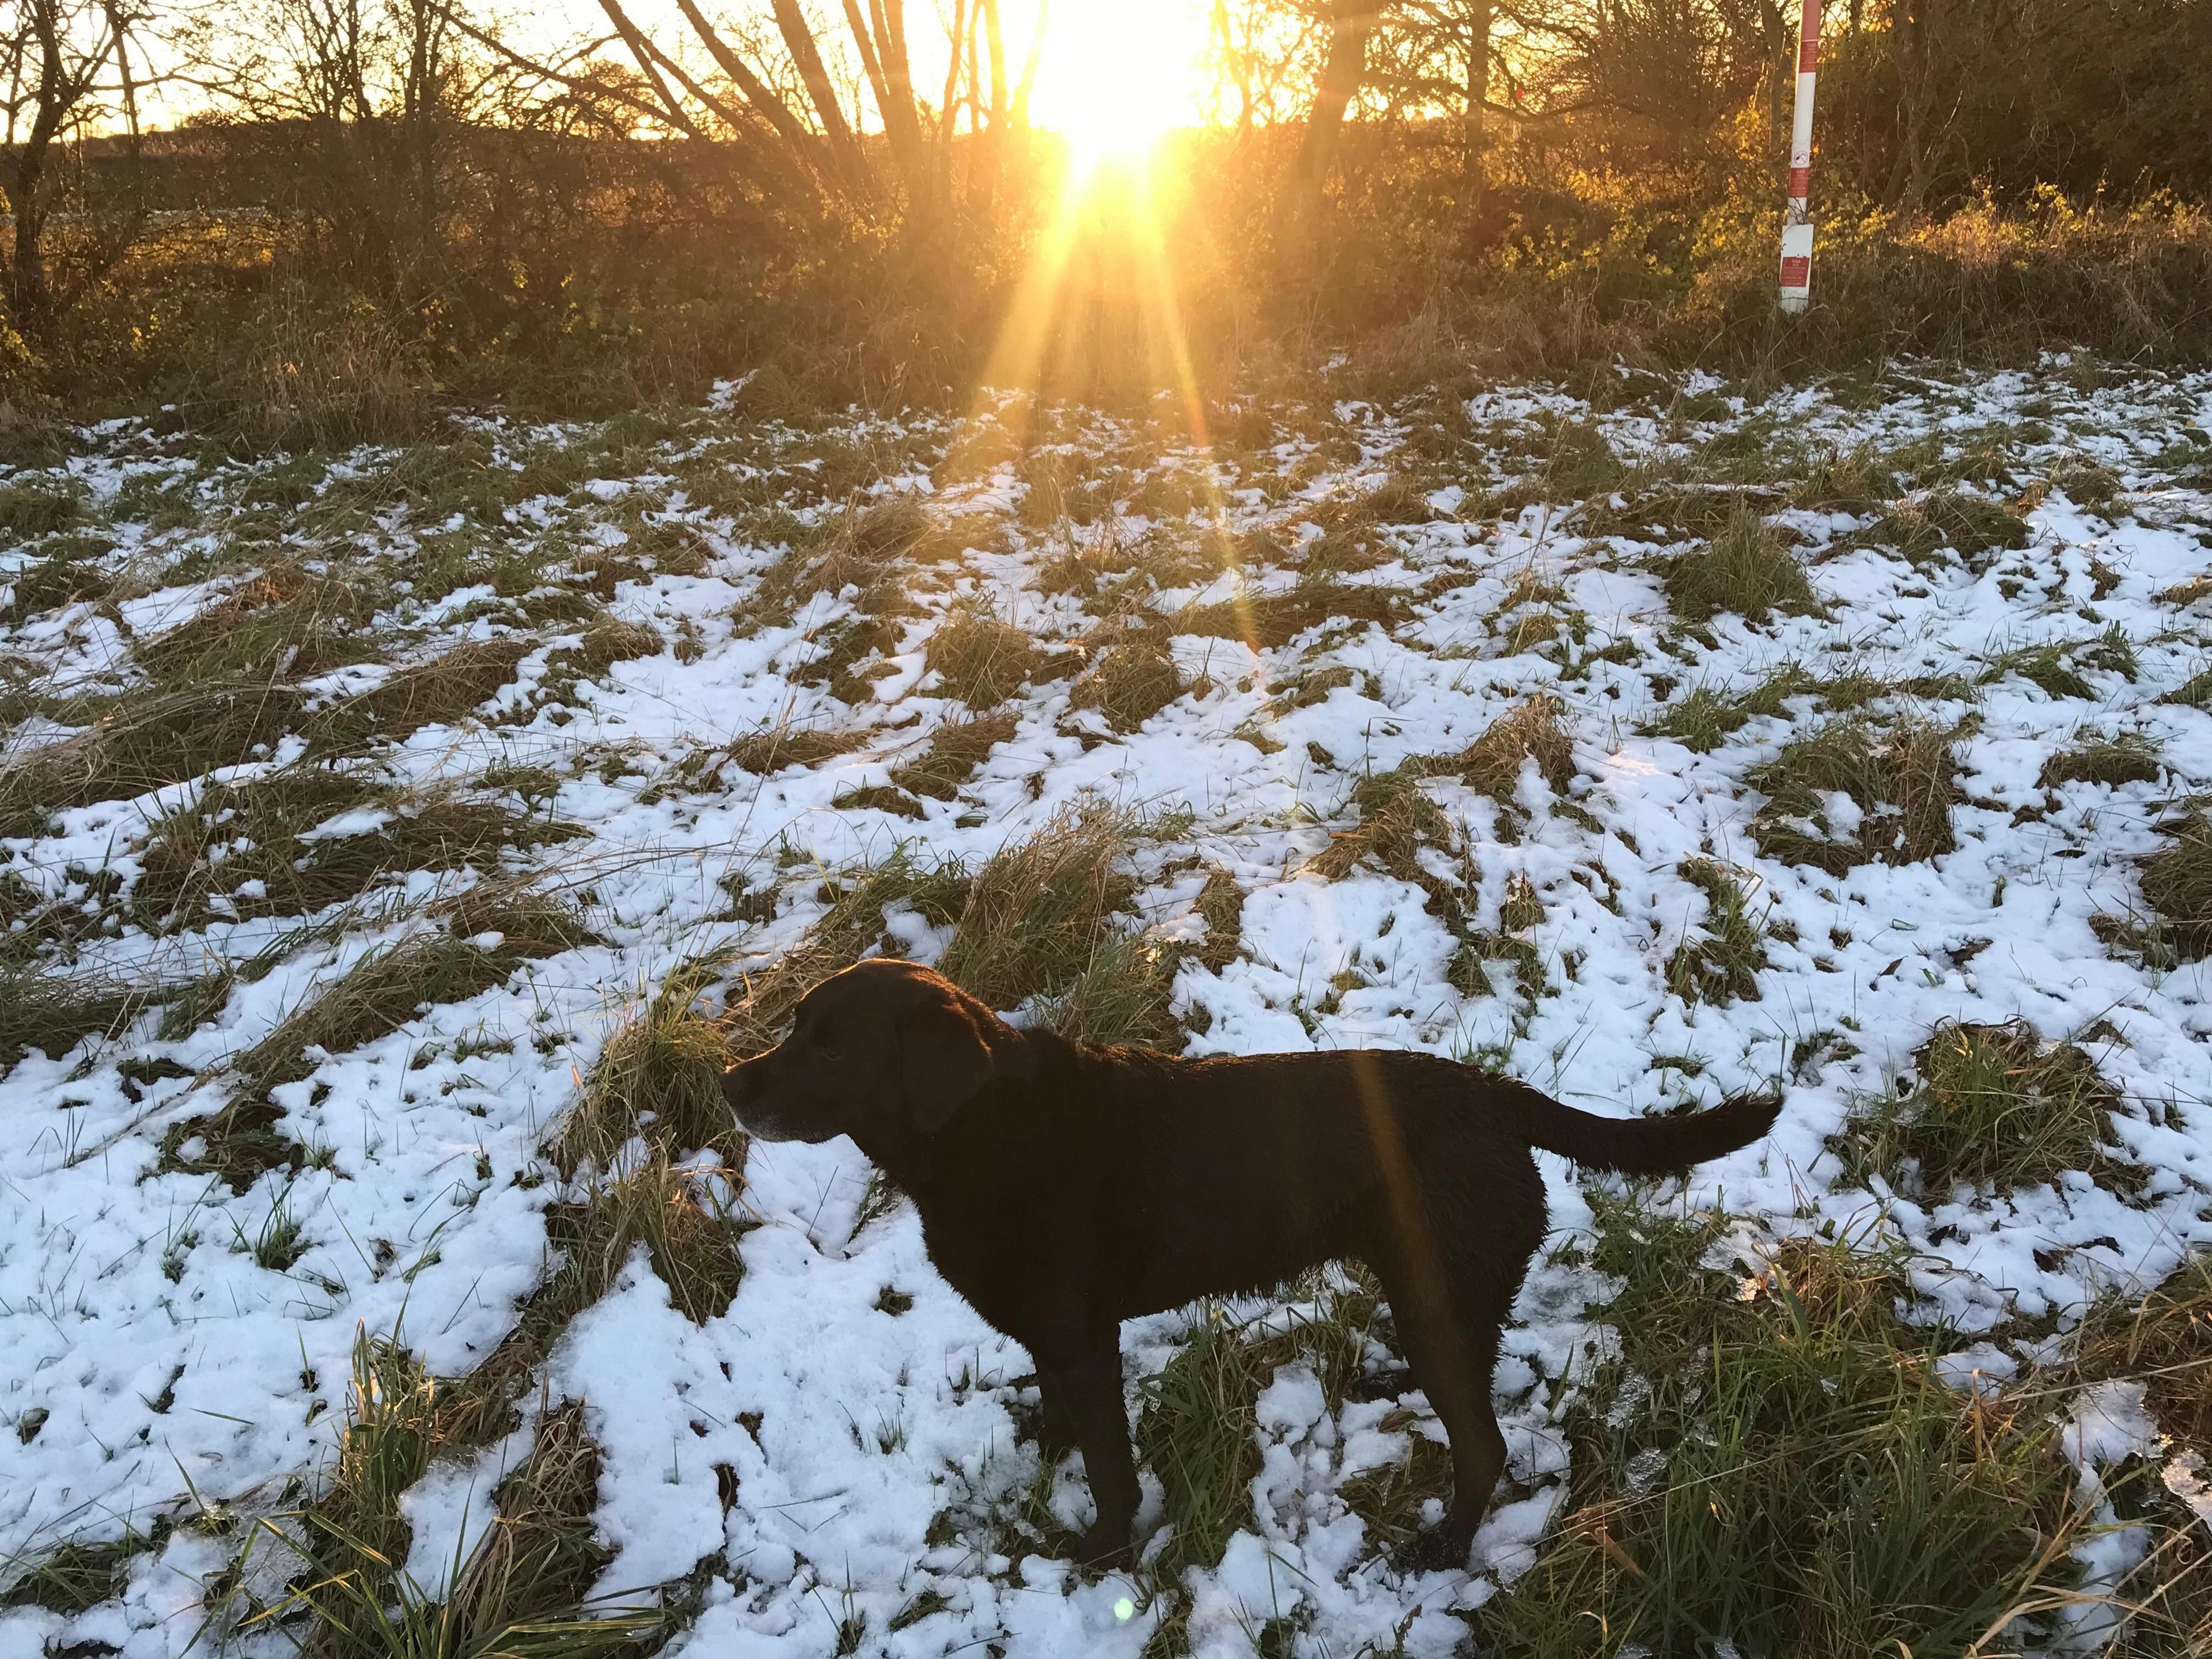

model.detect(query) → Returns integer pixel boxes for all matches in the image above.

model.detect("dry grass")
[1839,1020,2129,1196]
[135,772,580,928]
[0,682,305,835]
[0,965,152,1075]
[924,603,1044,707]
[2140,810,2212,961]
[434,1155,748,1450]
[216,289,433,450]
[1484,1202,2086,1656]
[722,852,969,1055]
[135,563,376,684]
[1447,695,1576,805]
[552,974,744,1178]
[1748,719,1959,873]
[1309,765,1456,884]
[685,723,868,781]
[1860,487,2033,565]
[936,801,1140,1015]
[307,636,535,749]
[1662,502,1820,623]
[1173,577,1408,649]
[1338,1411,1455,1559]
[1069,621,1188,732]
[2038,730,2164,789]
[889,709,1018,799]
[1191,868,1245,972]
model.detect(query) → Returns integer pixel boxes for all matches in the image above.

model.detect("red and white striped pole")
[1778,0,1821,313]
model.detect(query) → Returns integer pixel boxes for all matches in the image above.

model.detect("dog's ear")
[899,994,997,1134]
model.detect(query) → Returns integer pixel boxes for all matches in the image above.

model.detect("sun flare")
[1032,0,1207,165]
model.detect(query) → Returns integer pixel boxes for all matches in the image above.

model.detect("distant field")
[2,362,2209,1656]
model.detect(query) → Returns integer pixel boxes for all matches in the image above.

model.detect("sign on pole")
[1779,0,1821,313]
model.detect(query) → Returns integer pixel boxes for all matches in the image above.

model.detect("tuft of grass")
[1662,502,1819,623]
[247,1336,658,1659]
[2140,810,2212,961]
[5,543,113,622]
[925,603,1043,707]
[1839,1020,2129,1196]
[0,682,306,836]
[1134,1312,1268,1580]
[1337,1411,1455,1560]
[1027,931,1180,1049]
[1173,577,1407,649]
[1747,718,1959,873]
[567,616,662,673]
[1641,681,1746,752]
[0,965,150,1075]
[723,851,970,1055]
[553,974,744,1179]
[937,801,1139,1014]
[1987,642,2095,700]
[433,1154,748,1450]
[1483,1202,2084,1657]
[2160,668,2212,709]
[2037,730,2162,789]
[1664,858,1774,1007]
[136,563,376,684]
[1448,695,1576,805]
[237,934,522,1093]
[890,708,1018,800]
[0,481,82,537]
[307,636,535,750]
[1,1528,162,1614]
[1069,622,1188,732]
[1191,868,1245,972]
[1309,765,1455,885]
[689,723,868,780]
[430,882,599,961]
[135,772,581,929]
[2062,1253,2212,1654]
[1863,487,2032,563]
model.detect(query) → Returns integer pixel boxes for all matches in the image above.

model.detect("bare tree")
[0,0,158,334]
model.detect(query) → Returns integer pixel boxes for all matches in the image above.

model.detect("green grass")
[552,971,743,1178]
[1747,718,1959,873]
[1664,858,1774,1007]
[0,965,151,1075]
[1483,1202,2085,1657]
[1837,1020,2130,1196]
[1661,502,1820,623]
[1134,1312,1268,1581]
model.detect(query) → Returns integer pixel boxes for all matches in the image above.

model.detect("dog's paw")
[1071,1524,1134,1572]
[1391,1527,1474,1574]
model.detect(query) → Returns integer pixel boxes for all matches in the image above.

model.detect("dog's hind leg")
[1039,1342,1140,1565]
[1363,1232,1514,1567]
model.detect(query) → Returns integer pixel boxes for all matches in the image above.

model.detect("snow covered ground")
[2,360,2209,1657]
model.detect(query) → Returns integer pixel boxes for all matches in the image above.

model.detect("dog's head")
[723,959,1023,1149]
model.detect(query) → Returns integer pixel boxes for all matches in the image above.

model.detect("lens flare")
[1034,0,1205,166]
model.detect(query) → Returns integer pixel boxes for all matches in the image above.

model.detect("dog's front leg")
[1041,1346,1138,1567]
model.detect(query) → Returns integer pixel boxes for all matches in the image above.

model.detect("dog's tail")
[1505,1080,1780,1175]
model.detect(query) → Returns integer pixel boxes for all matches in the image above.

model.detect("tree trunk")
[769,0,878,196]
[1293,1,1376,203]
[1461,0,1491,219]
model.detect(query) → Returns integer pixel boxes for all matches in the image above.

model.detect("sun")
[1031,0,1206,166]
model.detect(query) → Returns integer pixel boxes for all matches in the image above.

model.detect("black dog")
[724,958,1778,1565]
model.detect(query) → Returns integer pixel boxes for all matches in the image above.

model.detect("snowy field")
[2,361,2210,1656]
